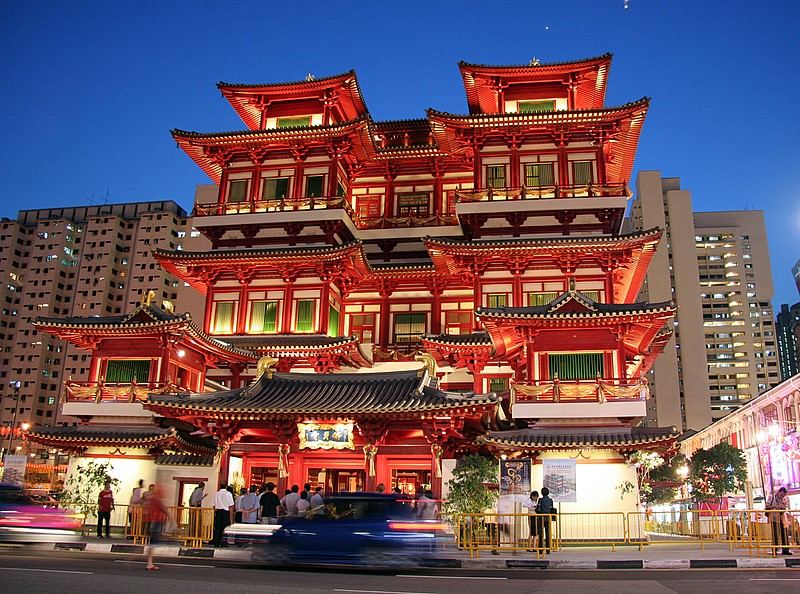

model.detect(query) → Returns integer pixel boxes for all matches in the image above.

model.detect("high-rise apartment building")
[0,201,199,455]
[630,171,780,430]
[776,302,800,380]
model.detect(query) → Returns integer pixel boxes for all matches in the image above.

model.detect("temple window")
[581,290,601,302]
[262,177,290,200]
[276,116,311,128]
[548,353,604,380]
[393,313,426,344]
[104,359,151,383]
[524,163,555,187]
[571,161,594,186]
[488,377,510,393]
[305,175,325,198]
[211,296,237,334]
[227,179,249,203]
[486,165,506,189]
[248,300,278,334]
[445,311,472,335]
[486,293,508,308]
[349,313,375,344]
[327,304,341,338]
[517,100,556,113]
[396,192,429,217]
[294,299,316,333]
[356,196,381,218]
[528,292,559,306]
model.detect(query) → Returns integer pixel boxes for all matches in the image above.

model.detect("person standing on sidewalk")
[536,487,554,554]
[768,486,791,555]
[523,490,539,551]
[240,485,260,524]
[259,482,280,524]
[211,483,235,548]
[188,482,206,541]
[97,480,114,539]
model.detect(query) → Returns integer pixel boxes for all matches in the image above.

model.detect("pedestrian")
[523,490,539,551]
[536,487,555,554]
[189,482,206,508]
[259,482,281,524]
[188,481,206,541]
[767,486,791,555]
[128,479,144,537]
[143,484,169,571]
[235,487,247,523]
[97,480,114,539]
[376,483,386,493]
[296,490,311,518]
[310,486,325,516]
[282,484,300,517]
[417,489,438,520]
[211,482,235,548]
[303,482,312,499]
[240,485,260,524]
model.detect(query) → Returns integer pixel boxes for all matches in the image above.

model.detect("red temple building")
[29,54,678,512]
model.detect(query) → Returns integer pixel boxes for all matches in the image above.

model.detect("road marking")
[397,575,508,580]
[113,560,216,568]
[1,567,94,575]
[333,590,437,594]
[749,578,800,581]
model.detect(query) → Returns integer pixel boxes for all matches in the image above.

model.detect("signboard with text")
[543,458,577,502]
[2,455,27,486]
[297,422,355,450]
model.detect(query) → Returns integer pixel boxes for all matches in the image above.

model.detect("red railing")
[513,377,649,404]
[193,195,354,218]
[355,214,458,229]
[453,182,629,203]
[64,381,186,403]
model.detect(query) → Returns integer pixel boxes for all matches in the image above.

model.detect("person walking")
[309,486,326,516]
[523,490,539,551]
[259,482,280,524]
[768,486,792,555]
[143,484,168,571]
[211,483,235,548]
[240,485,260,524]
[536,487,555,554]
[97,480,114,539]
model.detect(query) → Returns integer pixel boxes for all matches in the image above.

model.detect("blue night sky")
[1,1,799,306]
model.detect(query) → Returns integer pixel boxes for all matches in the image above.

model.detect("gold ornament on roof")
[161,299,175,313]
[305,73,315,82]
[415,352,436,378]
[256,356,279,380]
[140,289,156,306]
[529,57,540,66]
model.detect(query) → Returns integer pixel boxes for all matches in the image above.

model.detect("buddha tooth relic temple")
[28,54,680,512]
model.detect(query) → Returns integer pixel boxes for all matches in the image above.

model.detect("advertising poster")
[542,458,577,502]
[2,455,27,486]
[498,458,532,515]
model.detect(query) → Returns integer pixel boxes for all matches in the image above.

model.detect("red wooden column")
[429,281,443,335]
[281,280,295,333]
[384,170,396,218]
[509,137,521,188]
[217,445,231,489]
[319,280,331,334]
[378,281,394,349]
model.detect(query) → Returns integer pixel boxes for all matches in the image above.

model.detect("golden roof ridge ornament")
[415,352,436,381]
[140,289,156,306]
[256,356,279,380]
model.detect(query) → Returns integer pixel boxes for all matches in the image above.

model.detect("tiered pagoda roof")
[26,425,217,455]
[224,335,372,370]
[479,425,680,451]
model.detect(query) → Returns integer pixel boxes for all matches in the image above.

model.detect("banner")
[543,459,577,502]
[2,455,28,486]
[498,458,532,516]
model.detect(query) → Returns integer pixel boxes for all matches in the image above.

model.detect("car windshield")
[323,497,413,520]
[0,486,35,505]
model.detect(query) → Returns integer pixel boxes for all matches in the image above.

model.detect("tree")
[62,460,120,516]
[616,450,665,505]
[688,442,747,501]
[442,454,498,519]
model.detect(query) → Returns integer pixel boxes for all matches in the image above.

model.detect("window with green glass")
[525,163,555,187]
[581,290,600,302]
[263,177,290,199]
[228,180,248,203]
[105,359,151,383]
[305,175,325,198]
[488,377,509,393]
[487,294,508,308]
[277,116,311,128]
[486,165,506,189]
[572,161,593,185]
[295,300,315,332]
[327,305,340,337]
[548,353,604,380]
[212,302,235,334]
[528,291,559,306]
[393,313,426,343]
[249,301,278,333]
[518,100,555,113]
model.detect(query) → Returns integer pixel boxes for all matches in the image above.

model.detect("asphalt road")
[1,547,799,594]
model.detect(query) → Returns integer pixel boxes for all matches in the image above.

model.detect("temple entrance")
[392,469,431,497]
[307,468,365,494]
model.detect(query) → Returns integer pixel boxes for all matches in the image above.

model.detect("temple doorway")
[307,468,365,494]
[392,469,431,497]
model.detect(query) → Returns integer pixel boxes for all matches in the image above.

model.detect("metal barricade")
[558,512,627,551]
[128,505,213,547]
[455,512,558,558]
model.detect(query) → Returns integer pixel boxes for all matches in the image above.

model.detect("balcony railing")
[453,182,629,203]
[355,214,458,230]
[513,376,649,404]
[193,195,354,218]
[64,380,186,403]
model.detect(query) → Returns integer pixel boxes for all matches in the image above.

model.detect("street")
[1,547,798,594]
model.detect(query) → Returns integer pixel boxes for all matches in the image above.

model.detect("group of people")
[522,487,556,553]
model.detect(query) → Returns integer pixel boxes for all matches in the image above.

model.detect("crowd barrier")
[454,509,800,558]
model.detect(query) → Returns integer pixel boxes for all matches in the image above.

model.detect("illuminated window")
[397,193,429,217]
[393,313,426,344]
[528,292,559,306]
[525,163,555,187]
[327,305,340,338]
[305,175,325,198]
[356,196,381,218]
[277,116,311,128]
[248,301,278,334]
[105,359,151,383]
[211,301,236,334]
[548,353,603,380]
[295,300,315,333]
[350,313,375,344]
[488,377,510,393]
[571,161,593,186]
[486,294,508,308]
[518,100,555,113]
[486,165,506,189]
[262,177,290,199]
[228,180,248,203]
[445,311,472,335]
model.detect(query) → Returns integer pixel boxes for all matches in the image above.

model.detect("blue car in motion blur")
[0,484,81,544]
[253,493,446,567]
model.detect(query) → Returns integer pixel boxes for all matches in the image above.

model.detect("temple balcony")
[60,380,186,419]
[453,183,629,237]
[511,376,648,422]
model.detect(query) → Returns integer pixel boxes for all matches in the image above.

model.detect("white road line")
[1,567,94,575]
[749,578,800,581]
[113,560,216,568]
[397,575,508,580]
[333,590,437,594]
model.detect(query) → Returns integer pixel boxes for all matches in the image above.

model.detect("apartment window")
[393,313,426,344]
[228,180,248,203]
[105,359,151,383]
[248,301,278,334]
[486,165,506,189]
[327,305,341,338]
[262,177,290,200]
[525,163,555,187]
[305,175,325,198]
[277,116,311,128]
[518,100,555,113]
[571,161,593,185]
[548,353,603,380]
[488,377,510,393]
[350,313,375,344]
[528,291,559,306]
[396,193,429,217]
[445,311,472,335]
[486,294,508,308]
[211,301,236,334]
[294,300,315,333]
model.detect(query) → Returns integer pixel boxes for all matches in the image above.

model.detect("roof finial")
[568,277,576,292]
[256,356,279,380]
[161,299,175,313]
[140,289,156,307]
[529,57,540,66]
[415,352,437,380]
[305,72,315,82]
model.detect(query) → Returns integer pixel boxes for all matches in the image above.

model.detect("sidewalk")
[39,538,800,570]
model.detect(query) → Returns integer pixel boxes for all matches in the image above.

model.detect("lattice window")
[249,301,278,333]
[295,300,315,333]
[105,359,151,383]
[393,313,426,343]
[548,353,604,380]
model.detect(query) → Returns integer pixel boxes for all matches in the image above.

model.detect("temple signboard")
[298,422,355,450]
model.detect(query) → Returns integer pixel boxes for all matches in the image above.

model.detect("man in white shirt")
[309,487,325,516]
[211,483,235,547]
[282,484,301,517]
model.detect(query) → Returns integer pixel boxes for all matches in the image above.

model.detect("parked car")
[249,493,447,567]
[0,484,81,543]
